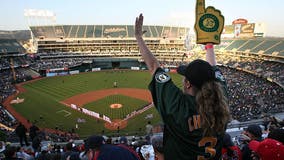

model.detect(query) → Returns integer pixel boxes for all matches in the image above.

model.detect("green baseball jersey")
[149,67,228,160]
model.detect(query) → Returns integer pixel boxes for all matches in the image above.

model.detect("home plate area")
[104,119,128,130]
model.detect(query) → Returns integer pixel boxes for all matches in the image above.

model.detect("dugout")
[92,58,145,69]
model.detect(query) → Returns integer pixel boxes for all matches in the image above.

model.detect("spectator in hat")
[151,135,164,160]
[222,133,242,160]
[35,144,53,160]
[61,142,79,160]
[119,136,128,145]
[98,144,140,160]
[135,13,230,160]
[241,124,263,160]
[84,134,140,160]
[118,136,141,160]
[249,138,284,160]
[3,146,23,160]
[83,135,105,160]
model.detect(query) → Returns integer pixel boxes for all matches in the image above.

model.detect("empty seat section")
[156,26,163,37]
[161,26,171,38]
[142,26,151,37]
[62,25,72,38]
[95,25,103,38]
[225,40,247,50]
[77,25,86,38]
[251,40,279,53]
[150,26,158,37]
[264,41,284,55]
[238,40,264,51]
[69,25,79,38]
[44,26,56,38]
[127,25,134,37]
[86,25,95,38]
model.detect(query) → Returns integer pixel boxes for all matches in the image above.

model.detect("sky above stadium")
[0,0,283,37]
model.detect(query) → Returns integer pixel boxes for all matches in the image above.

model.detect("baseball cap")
[119,136,128,144]
[177,59,215,89]
[245,124,262,138]
[84,135,105,151]
[249,138,284,160]
[151,135,163,153]
[98,144,140,160]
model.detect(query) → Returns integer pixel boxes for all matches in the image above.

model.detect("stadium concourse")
[0,26,284,159]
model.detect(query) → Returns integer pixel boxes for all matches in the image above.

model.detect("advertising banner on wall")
[69,70,79,75]
[239,23,255,37]
[222,25,235,38]
[254,23,266,37]
[234,24,242,38]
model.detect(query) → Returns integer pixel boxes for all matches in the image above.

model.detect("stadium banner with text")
[239,23,255,38]
[131,67,140,70]
[103,26,127,38]
[254,23,266,37]
[92,68,101,71]
[46,67,69,77]
[69,70,79,75]
[222,25,235,38]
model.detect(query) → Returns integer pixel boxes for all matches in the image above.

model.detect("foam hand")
[194,0,224,44]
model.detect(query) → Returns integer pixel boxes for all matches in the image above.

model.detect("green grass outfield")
[12,70,183,137]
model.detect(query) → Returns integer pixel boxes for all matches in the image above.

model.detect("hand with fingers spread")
[194,0,224,44]
[135,14,147,40]
[134,13,160,75]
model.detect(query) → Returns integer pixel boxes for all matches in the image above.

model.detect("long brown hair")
[195,81,231,136]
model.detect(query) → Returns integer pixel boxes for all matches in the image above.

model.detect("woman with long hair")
[135,13,231,160]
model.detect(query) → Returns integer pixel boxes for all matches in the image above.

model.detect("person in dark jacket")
[29,123,39,141]
[241,124,262,160]
[15,122,29,146]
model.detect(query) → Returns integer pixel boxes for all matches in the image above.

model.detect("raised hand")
[194,0,224,44]
[135,13,147,40]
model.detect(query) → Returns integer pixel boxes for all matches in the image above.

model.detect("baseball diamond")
[7,70,172,136]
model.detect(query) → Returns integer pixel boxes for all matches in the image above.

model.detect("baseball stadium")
[1,21,284,137]
[0,5,284,160]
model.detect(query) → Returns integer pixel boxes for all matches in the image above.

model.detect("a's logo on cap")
[155,72,171,83]
[215,71,225,82]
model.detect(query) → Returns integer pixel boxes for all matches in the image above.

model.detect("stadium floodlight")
[24,9,57,27]
[24,9,56,18]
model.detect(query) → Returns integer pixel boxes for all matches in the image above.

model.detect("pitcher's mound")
[105,119,127,130]
[110,103,122,109]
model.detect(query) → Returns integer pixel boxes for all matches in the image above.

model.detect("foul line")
[56,110,71,117]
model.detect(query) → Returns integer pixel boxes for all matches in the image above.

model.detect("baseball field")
[10,70,183,137]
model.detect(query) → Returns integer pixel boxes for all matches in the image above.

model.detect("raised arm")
[135,14,160,75]
[205,43,217,66]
